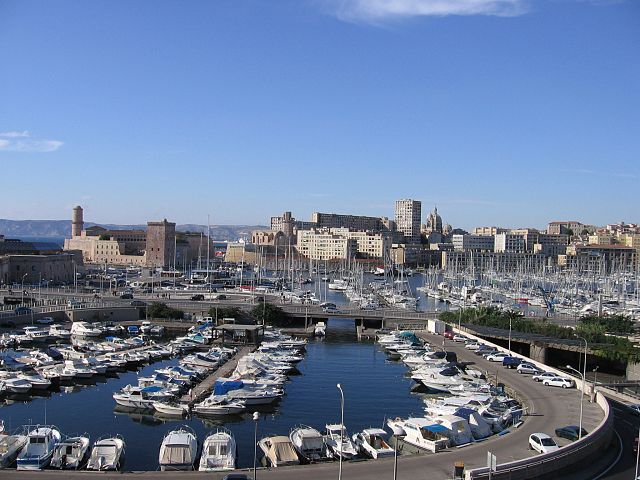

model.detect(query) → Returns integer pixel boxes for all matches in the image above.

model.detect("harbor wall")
[67,307,139,323]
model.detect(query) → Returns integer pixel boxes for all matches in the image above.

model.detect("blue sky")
[1,0,638,230]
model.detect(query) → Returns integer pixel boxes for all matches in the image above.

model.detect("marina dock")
[181,346,255,405]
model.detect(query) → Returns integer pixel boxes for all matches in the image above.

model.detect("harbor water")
[0,319,424,470]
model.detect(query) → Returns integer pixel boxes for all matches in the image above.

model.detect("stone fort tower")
[71,205,84,237]
[146,219,176,268]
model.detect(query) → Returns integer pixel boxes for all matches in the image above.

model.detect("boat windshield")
[30,437,46,444]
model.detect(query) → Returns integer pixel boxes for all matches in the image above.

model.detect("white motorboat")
[64,360,98,378]
[193,396,246,415]
[352,428,394,459]
[158,426,198,471]
[387,417,450,453]
[49,324,71,340]
[258,436,300,467]
[22,326,49,343]
[113,385,174,409]
[226,387,282,406]
[16,426,62,470]
[0,429,28,468]
[290,425,326,462]
[314,322,326,337]
[198,428,236,471]
[153,401,190,417]
[70,322,102,338]
[17,372,51,390]
[0,377,32,394]
[325,424,358,460]
[86,436,125,471]
[50,436,90,469]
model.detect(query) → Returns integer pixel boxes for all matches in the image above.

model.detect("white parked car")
[517,363,541,375]
[36,316,55,325]
[486,352,509,362]
[542,376,574,388]
[465,342,482,350]
[453,334,468,343]
[532,372,557,382]
[529,433,559,454]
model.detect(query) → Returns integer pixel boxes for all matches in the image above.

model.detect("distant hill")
[0,219,266,241]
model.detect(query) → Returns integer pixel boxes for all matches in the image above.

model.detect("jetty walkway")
[181,346,254,405]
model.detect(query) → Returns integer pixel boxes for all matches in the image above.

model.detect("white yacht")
[198,428,236,471]
[16,426,62,470]
[226,387,283,406]
[50,436,90,469]
[86,436,125,471]
[258,436,300,467]
[290,425,326,462]
[325,424,358,460]
[22,326,49,343]
[158,426,198,471]
[70,322,102,337]
[352,428,394,459]
[63,359,97,378]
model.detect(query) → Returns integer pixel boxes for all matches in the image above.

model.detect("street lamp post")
[388,422,406,480]
[508,317,512,355]
[576,336,588,393]
[566,365,585,439]
[337,383,344,480]
[253,411,260,479]
[21,273,28,304]
[593,366,599,390]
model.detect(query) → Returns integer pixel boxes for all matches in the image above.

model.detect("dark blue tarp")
[213,379,244,395]
[454,408,476,420]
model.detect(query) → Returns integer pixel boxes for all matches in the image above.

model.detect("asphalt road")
[4,331,606,480]
[599,399,639,480]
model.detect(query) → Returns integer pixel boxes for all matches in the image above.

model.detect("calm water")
[0,319,424,470]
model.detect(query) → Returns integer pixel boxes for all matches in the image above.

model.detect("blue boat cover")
[454,408,475,420]
[142,385,163,392]
[422,424,449,433]
[213,379,244,395]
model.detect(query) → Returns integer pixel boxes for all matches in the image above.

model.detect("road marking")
[589,430,623,480]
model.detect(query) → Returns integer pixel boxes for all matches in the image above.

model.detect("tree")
[147,302,184,319]
[251,302,291,327]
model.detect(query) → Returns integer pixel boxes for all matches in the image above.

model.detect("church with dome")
[422,206,453,243]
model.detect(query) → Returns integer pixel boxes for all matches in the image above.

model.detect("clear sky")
[1,0,638,230]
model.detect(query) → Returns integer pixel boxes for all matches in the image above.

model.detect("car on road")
[443,331,455,340]
[542,376,574,388]
[190,294,205,301]
[532,372,557,382]
[120,293,133,299]
[502,356,522,368]
[517,363,542,375]
[626,404,640,416]
[212,294,227,300]
[323,305,339,313]
[529,433,559,454]
[453,334,468,342]
[554,425,588,441]
[465,342,482,350]
[35,316,55,325]
[14,306,32,314]
[475,347,497,356]
[487,352,510,362]
[130,300,147,307]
